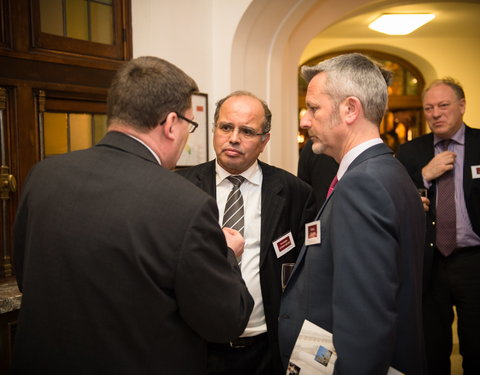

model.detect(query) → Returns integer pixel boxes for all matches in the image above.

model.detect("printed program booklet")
[286,320,404,375]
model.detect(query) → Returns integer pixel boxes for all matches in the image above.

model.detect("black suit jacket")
[177,160,316,373]
[13,131,253,375]
[396,125,480,288]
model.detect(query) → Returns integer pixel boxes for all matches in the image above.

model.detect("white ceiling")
[314,1,480,40]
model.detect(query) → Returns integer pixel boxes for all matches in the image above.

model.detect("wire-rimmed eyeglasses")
[215,123,269,139]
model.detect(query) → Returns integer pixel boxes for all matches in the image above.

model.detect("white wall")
[131,0,251,160]
[131,0,480,173]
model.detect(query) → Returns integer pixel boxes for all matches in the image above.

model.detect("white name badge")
[471,165,480,179]
[273,231,295,258]
[305,220,321,246]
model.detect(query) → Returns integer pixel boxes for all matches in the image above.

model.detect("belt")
[228,333,267,348]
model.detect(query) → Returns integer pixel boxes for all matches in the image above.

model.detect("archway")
[230,0,477,173]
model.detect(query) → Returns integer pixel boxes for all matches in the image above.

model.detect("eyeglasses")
[177,113,198,134]
[215,123,269,139]
[160,112,198,134]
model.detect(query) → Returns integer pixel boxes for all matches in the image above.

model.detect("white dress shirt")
[216,160,267,337]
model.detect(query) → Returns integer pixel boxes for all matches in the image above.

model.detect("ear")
[161,112,177,141]
[459,98,466,115]
[259,132,271,152]
[342,96,361,125]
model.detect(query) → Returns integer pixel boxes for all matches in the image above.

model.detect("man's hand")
[422,151,456,182]
[421,196,430,212]
[222,227,245,259]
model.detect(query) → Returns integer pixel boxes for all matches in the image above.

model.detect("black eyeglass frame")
[160,112,199,133]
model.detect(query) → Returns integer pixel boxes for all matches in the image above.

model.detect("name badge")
[471,165,480,179]
[305,220,321,246]
[273,231,295,258]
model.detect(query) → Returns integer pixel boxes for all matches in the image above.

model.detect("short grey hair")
[301,53,392,125]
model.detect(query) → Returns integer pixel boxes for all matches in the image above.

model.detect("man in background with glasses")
[13,56,253,375]
[177,91,316,375]
[397,78,480,375]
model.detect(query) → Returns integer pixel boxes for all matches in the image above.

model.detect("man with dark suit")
[397,78,480,375]
[278,53,426,375]
[12,56,253,375]
[177,91,316,375]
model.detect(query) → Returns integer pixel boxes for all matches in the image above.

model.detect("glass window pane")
[44,112,68,156]
[70,113,92,151]
[39,0,64,36]
[406,71,419,96]
[91,2,113,44]
[66,0,88,41]
[93,114,107,144]
[383,60,404,96]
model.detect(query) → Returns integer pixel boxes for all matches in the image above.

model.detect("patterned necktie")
[326,175,338,198]
[436,140,456,256]
[222,176,245,235]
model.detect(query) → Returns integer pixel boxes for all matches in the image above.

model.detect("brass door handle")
[0,165,16,200]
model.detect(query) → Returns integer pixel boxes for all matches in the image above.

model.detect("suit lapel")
[294,196,328,268]
[295,143,393,268]
[194,160,217,198]
[463,125,478,200]
[259,161,285,267]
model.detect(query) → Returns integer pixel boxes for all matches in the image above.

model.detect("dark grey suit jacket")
[177,159,316,374]
[397,124,480,289]
[13,131,253,375]
[279,143,426,375]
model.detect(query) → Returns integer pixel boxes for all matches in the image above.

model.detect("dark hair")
[213,91,272,134]
[423,77,465,100]
[107,56,199,131]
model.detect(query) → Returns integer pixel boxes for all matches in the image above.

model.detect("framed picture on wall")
[177,93,209,167]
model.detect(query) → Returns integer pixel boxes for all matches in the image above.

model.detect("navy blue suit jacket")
[279,143,426,375]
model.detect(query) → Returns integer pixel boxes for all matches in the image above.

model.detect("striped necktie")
[222,175,245,235]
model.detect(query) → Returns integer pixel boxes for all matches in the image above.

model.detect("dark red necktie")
[326,176,338,199]
[436,140,456,256]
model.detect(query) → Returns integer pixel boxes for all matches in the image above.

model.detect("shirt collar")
[215,160,261,186]
[433,123,465,146]
[337,138,383,180]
